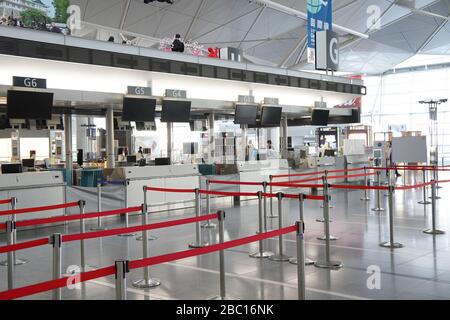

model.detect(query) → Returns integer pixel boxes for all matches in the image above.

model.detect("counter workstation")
[0,171,67,223]
[103,164,200,208]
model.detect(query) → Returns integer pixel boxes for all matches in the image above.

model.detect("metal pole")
[105,106,115,169]
[318,175,338,241]
[290,194,314,265]
[380,185,403,249]
[269,193,290,262]
[91,183,107,231]
[51,233,62,300]
[115,260,129,300]
[431,166,441,199]
[418,168,431,205]
[262,182,268,232]
[133,204,161,289]
[250,192,273,258]
[118,180,136,237]
[136,187,157,241]
[296,221,306,300]
[423,180,445,235]
[189,189,208,248]
[6,221,15,290]
[269,175,278,218]
[78,200,86,272]
[202,180,217,229]
[314,177,343,269]
[361,167,370,201]
[1,197,27,266]
[372,171,385,212]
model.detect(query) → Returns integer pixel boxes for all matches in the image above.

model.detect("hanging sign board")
[13,76,47,89]
[307,0,333,64]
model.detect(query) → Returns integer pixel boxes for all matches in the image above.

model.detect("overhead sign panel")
[307,0,333,64]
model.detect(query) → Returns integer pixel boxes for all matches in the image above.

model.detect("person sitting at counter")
[266,140,279,159]
[117,148,128,162]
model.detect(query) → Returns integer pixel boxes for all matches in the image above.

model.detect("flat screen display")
[161,100,191,123]
[261,106,282,127]
[7,90,53,120]
[122,97,156,122]
[234,105,258,125]
[311,109,330,126]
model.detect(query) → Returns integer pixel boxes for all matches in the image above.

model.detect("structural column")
[280,115,288,159]
[167,122,173,161]
[106,106,115,169]
[208,113,215,163]
[64,113,73,185]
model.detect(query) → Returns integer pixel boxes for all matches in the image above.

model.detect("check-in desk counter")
[0,171,66,224]
[104,165,200,208]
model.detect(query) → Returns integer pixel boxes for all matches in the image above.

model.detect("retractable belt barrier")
[0,201,80,217]
[270,167,365,179]
[0,199,13,205]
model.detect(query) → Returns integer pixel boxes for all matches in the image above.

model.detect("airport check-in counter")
[104,165,200,208]
[0,171,66,224]
[238,159,290,193]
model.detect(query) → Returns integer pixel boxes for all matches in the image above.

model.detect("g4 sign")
[13,76,47,89]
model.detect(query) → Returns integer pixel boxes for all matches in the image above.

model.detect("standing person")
[387,141,401,178]
[172,34,185,53]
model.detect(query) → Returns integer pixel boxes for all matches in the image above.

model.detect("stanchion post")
[269,175,278,218]
[296,221,306,300]
[136,187,157,241]
[50,233,62,300]
[250,192,273,258]
[189,189,208,248]
[202,180,217,229]
[380,185,403,249]
[431,166,442,199]
[372,171,385,212]
[314,178,343,269]
[269,193,290,262]
[423,180,445,235]
[78,200,86,272]
[118,180,136,237]
[6,221,15,290]
[262,182,268,232]
[290,194,314,265]
[419,168,431,205]
[115,260,129,300]
[317,174,338,241]
[133,203,161,289]
[91,183,107,231]
[361,167,370,201]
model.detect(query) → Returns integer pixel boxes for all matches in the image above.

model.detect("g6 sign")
[24,78,38,88]
[13,76,47,89]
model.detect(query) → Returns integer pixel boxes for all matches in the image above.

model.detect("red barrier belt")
[0,265,115,300]
[269,182,325,189]
[369,166,450,172]
[199,190,257,197]
[145,187,195,193]
[0,223,5,230]
[0,199,12,205]
[0,237,49,254]
[330,184,389,191]
[282,193,325,201]
[208,180,262,186]
[396,182,434,191]
[271,167,365,179]
[15,206,142,229]
[437,179,450,184]
[279,172,375,184]
[62,213,219,243]
[129,225,297,270]
[0,201,80,217]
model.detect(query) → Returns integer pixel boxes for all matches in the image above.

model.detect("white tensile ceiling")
[70,0,450,75]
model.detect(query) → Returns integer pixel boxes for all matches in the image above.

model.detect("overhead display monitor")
[234,104,258,125]
[7,90,53,120]
[261,106,282,127]
[311,109,330,126]
[161,100,191,123]
[122,97,156,122]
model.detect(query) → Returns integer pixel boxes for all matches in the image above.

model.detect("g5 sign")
[315,30,339,72]
[13,76,47,89]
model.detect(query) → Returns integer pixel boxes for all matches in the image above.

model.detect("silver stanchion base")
[117,233,137,237]
[317,235,338,241]
[379,242,403,249]
[429,196,442,200]
[136,235,158,241]
[418,201,431,205]
[0,258,28,266]
[268,254,290,262]
[316,218,333,223]
[249,251,274,259]
[90,227,107,231]
[188,242,209,248]
[371,207,385,212]
[209,296,239,300]
[268,215,279,219]
[314,260,343,269]
[132,278,161,289]
[360,197,370,201]
[289,257,315,265]
[437,185,443,189]
[320,205,334,209]
[201,223,217,229]
[423,229,445,235]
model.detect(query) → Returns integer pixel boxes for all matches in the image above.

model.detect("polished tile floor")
[2,171,450,300]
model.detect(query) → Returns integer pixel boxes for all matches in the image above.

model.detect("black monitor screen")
[7,90,53,120]
[22,159,35,168]
[122,97,156,122]
[155,157,171,166]
[311,109,330,126]
[234,105,258,125]
[161,100,191,123]
[1,164,23,174]
[127,155,137,163]
[261,107,282,127]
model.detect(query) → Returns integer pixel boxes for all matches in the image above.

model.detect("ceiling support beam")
[237,7,265,48]
[279,35,306,67]
[119,0,131,30]
[185,0,207,40]
[417,18,449,53]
